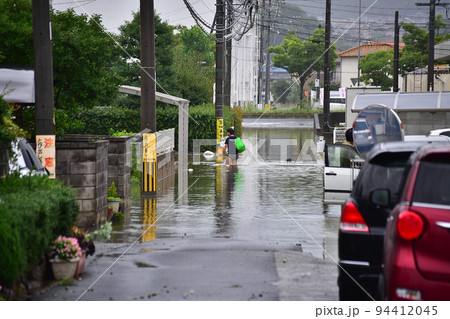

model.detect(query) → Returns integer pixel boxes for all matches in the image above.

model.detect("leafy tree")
[171,25,215,105]
[400,15,450,73]
[360,49,394,90]
[0,1,121,111]
[269,29,337,103]
[51,9,121,110]
[177,25,215,65]
[271,79,292,104]
[0,0,33,65]
[360,15,450,90]
[113,10,177,105]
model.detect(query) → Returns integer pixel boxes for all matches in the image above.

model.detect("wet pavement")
[32,118,341,301]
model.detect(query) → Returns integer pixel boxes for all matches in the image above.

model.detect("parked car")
[429,127,450,137]
[8,138,48,176]
[323,143,362,205]
[382,143,450,301]
[338,138,449,300]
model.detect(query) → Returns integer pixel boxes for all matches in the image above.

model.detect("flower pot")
[50,257,80,280]
[108,199,120,213]
[74,250,87,278]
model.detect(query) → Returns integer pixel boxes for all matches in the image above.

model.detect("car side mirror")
[370,189,390,207]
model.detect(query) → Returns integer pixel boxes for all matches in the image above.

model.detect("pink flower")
[50,236,81,260]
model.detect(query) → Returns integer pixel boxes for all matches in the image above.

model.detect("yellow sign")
[36,135,56,179]
[142,133,157,193]
[143,133,156,162]
[216,118,224,146]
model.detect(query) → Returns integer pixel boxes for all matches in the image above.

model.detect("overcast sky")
[51,0,448,36]
[52,0,216,33]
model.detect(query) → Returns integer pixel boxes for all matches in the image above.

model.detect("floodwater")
[111,118,342,261]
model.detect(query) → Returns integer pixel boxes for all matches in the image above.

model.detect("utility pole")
[140,0,156,132]
[33,0,54,136]
[224,0,232,107]
[323,0,331,133]
[33,0,56,179]
[357,0,361,86]
[215,0,225,149]
[140,0,157,195]
[258,0,266,107]
[393,11,400,92]
[416,0,449,91]
[264,0,272,108]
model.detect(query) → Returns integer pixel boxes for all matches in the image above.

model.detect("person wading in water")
[222,127,238,165]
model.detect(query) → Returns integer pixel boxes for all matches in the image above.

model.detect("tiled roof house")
[339,41,405,88]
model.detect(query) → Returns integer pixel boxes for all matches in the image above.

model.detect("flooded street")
[33,117,341,301]
[112,118,342,261]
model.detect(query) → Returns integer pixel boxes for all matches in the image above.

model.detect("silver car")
[9,138,49,176]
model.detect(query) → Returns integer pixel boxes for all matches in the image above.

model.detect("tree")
[170,26,215,105]
[113,10,177,105]
[269,29,337,103]
[271,79,292,104]
[51,10,121,109]
[177,25,215,65]
[360,15,450,90]
[360,49,394,90]
[0,1,121,110]
[0,0,33,65]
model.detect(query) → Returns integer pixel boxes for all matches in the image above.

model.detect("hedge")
[0,173,79,285]
[66,104,242,151]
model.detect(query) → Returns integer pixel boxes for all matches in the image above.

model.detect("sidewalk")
[32,238,338,301]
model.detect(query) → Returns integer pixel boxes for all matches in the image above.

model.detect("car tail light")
[397,210,424,240]
[340,202,369,232]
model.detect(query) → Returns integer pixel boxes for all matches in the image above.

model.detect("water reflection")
[113,122,341,260]
[141,197,156,242]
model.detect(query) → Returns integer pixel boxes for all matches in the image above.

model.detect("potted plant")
[71,227,95,278]
[48,236,82,280]
[71,222,112,279]
[107,181,121,219]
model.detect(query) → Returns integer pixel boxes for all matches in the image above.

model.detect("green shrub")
[0,173,79,285]
[107,181,119,200]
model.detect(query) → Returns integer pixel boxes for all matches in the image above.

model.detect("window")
[326,144,360,168]
[413,160,450,206]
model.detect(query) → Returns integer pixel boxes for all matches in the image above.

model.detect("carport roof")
[352,91,450,112]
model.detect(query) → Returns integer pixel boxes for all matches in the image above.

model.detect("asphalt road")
[32,238,338,301]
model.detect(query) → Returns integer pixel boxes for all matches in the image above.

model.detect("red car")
[383,143,450,300]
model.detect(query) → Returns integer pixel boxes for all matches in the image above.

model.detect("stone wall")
[398,111,450,135]
[56,139,109,229]
[55,134,175,227]
[107,136,132,212]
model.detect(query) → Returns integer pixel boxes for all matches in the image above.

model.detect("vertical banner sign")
[142,133,157,194]
[36,135,56,179]
[216,118,224,146]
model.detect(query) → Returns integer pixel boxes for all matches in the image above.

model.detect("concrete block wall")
[56,139,109,229]
[398,111,450,135]
[107,136,132,212]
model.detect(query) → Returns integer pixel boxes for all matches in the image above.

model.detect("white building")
[230,26,259,107]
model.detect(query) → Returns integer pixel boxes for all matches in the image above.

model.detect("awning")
[352,91,450,112]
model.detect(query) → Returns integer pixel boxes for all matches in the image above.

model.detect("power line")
[183,0,258,42]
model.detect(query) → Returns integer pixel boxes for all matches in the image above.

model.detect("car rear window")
[413,159,450,206]
[353,153,411,204]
